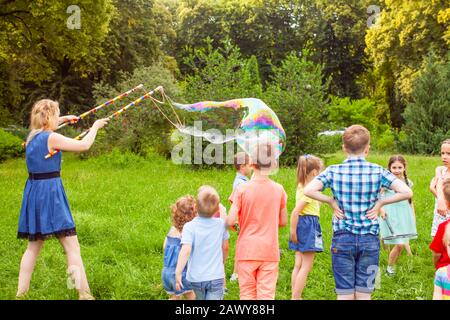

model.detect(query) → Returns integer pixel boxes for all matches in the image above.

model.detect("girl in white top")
[430,139,450,237]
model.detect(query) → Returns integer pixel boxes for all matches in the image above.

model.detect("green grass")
[0,151,443,300]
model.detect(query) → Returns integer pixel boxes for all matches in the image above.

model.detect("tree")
[400,53,450,154]
[365,0,449,127]
[0,0,115,123]
[305,0,378,98]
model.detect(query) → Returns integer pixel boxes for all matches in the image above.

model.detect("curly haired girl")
[162,195,197,300]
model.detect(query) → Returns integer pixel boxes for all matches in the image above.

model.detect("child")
[162,196,197,300]
[175,186,229,300]
[433,223,450,300]
[289,154,324,300]
[233,152,252,190]
[304,125,412,300]
[429,139,450,237]
[379,155,417,276]
[17,99,109,299]
[226,143,288,300]
[430,178,450,270]
[230,152,252,282]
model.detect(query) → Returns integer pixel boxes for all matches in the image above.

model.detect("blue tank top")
[26,131,61,173]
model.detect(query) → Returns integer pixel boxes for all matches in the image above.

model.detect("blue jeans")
[331,231,380,295]
[190,279,224,300]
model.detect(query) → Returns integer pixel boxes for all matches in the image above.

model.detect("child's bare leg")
[58,236,92,299]
[169,294,181,300]
[17,240,44,297]
[388,245,404,267]
[292,252,315,300]
[355,292,371,300]
[404,243,412,256]
[337,294,355,300]
[291,252,302,299]
[184,291,196,300]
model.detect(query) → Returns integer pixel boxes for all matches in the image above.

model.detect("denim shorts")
[190,278,224,300]
[331,231,380,295]
[162,268,192,296]
[288,215,324,253]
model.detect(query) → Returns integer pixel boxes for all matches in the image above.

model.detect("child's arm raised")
[304,180,344,219]
[175,244,192,291]
[366,179,413,219]
[48,118,109,153]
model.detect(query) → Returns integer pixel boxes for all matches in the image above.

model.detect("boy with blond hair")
[175,186,229,300]
[304,125,412,300]
[226,143,288,300]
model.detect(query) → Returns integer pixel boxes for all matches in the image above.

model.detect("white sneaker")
[230,273,238,281]
[386,265,396,276]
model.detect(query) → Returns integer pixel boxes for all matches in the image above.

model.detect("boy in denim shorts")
[304,125,413,300]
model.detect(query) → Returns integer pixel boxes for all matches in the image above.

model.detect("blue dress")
[162,235,192,295]
[18,131,76,241]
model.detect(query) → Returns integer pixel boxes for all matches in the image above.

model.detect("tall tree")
[0,0,115,122]
[365,0,449,127]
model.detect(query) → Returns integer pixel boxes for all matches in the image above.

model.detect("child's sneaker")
[230,273,238,282]
[386,265,396,276]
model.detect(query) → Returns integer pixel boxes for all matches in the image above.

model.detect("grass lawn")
[0,151,443,300]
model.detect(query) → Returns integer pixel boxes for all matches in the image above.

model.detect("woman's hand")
[59,115,79,125]
[93,118,110,130]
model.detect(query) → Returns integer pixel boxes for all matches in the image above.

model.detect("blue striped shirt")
[316,157,397,235]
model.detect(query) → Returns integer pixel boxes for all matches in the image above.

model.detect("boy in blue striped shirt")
[304,125,413,300]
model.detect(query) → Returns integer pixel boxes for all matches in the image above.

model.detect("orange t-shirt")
[229,177,287,262]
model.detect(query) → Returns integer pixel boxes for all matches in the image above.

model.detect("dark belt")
[28,171,60,180]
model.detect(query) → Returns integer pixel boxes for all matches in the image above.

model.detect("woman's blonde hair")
[26,99,60,144]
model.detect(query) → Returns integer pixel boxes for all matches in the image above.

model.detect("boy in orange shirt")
[226,143,288,300]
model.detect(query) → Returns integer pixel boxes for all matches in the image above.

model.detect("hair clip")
[304,154,311,159]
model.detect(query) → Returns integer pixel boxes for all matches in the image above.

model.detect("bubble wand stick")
[45,86,163,159]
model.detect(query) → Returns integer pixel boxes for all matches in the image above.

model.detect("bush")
[264,51,330,165]
[0,128,25,162]
[89,63,183,158]
[326,96,395,153]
